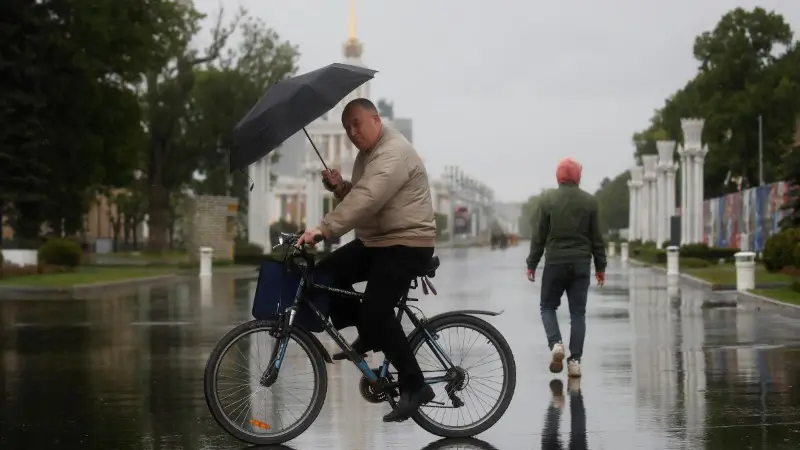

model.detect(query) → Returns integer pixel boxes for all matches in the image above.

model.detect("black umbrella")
[230,62,378,172]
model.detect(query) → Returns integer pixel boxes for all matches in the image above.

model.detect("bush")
[234,242,269,266]
[38,238,82,267]
[763,228,800,272]
[679,243,739,263]
[680,257,711,269]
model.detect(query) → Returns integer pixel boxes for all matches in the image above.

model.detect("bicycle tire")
[203,319,328,445]
[409,314,516,438]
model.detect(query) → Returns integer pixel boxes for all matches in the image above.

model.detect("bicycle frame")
[264,237,456,389]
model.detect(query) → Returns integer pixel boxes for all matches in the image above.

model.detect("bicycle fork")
[260,308,297,388]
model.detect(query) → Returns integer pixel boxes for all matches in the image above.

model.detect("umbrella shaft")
[303,127,330,172]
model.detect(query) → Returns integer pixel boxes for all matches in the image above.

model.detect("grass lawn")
[751,288,800,306]
[685,264,793,285]
[0,266,178,287]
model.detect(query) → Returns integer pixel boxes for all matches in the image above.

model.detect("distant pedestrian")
[526,157,606,378]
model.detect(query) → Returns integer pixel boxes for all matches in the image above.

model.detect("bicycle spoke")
[414,323,507,431]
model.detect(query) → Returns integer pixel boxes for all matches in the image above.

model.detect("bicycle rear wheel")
[204,320,328,445]
[409,314,516,438]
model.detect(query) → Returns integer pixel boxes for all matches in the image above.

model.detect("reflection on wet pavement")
[2,245,800,449]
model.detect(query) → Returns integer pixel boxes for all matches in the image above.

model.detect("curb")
[630,257,800,312]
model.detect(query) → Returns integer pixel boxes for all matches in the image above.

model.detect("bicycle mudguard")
[428,310,504,320]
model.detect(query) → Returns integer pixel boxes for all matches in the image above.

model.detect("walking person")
[297,98,437,422]
[526,157,606,378]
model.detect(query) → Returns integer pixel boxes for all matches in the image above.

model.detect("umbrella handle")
[303,128,330,172]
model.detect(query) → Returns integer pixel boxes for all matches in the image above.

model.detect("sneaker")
[549,343,565,373]
[567,359,581,378]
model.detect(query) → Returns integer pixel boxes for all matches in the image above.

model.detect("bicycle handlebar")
[273,232,325,278]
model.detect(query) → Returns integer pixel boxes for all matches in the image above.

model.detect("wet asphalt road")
[2,244,800,449]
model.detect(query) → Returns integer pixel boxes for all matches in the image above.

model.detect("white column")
[650,176,657,242]
[695,151,707,244]
[687,155,694,244]
[666,166,677,244]
[656,140,676,247]
[304,163,323,231]
[630,164,643,242]
[680,118,706,245]
[641,155,658,243]
[627,180,636,241]
[679,151,688,245]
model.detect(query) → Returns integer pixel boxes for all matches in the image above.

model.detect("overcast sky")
[193,0,800,202]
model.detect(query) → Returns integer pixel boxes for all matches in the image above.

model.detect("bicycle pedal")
[427,400,445,406]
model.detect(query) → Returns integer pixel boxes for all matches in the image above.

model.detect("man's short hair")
[343,98,378,115]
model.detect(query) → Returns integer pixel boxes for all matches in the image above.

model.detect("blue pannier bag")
[251,259,332,333]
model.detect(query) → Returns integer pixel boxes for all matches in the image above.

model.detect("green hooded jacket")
[526,183,607,272]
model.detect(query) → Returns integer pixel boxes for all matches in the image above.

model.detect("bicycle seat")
[419,255,439,278]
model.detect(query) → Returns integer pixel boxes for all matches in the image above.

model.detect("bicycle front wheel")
[203,320,328,445]
[409,314,516,438]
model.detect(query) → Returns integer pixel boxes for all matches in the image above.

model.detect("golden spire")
[343,0,363,58]
[347,0,357,42]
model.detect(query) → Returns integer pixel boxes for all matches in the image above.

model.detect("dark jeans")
[316,239,434,391]
[540,262,590,361]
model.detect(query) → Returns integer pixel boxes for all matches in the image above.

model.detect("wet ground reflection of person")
[541,379,588,450]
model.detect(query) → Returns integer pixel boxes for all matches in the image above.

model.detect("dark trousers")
[317,239,433,391]
[540,262,590,361]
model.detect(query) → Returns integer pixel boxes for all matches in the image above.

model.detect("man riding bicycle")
[297,98,437,422]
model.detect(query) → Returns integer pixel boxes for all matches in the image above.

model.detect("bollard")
[199,247,213,277]
[666,246,680,276]
[607,242,616,257]
[734,251,756,292]
[620,242,629,262]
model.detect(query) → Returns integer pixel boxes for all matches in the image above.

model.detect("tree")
[186,15,299,215]
[143,5,243,253]
[595,172,631,233]
[518,189,554,238]
[1,0,191,243]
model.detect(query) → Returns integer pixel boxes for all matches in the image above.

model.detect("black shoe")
[332,336,368,361]
[382,384,435,423]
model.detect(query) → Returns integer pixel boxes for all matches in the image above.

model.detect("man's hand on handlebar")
[297,227,325,247]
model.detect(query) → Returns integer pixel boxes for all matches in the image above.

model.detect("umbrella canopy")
[230,62,378,172]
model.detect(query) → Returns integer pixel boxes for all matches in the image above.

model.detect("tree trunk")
[147,135,170,253]
[147,184,169,253]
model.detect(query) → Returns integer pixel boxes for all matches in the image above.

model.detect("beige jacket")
[320,125,436,247]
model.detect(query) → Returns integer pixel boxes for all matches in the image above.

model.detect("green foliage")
[234,242,267,266]
[38,239,82,268]
[594,171,631,233]
[681,257,712,269]
[763,228,800,272]
[519,189,554,238]
[1,1,300,253]
[679,243,740,263]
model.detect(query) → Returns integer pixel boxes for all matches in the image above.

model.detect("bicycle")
[204,232,517,445]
